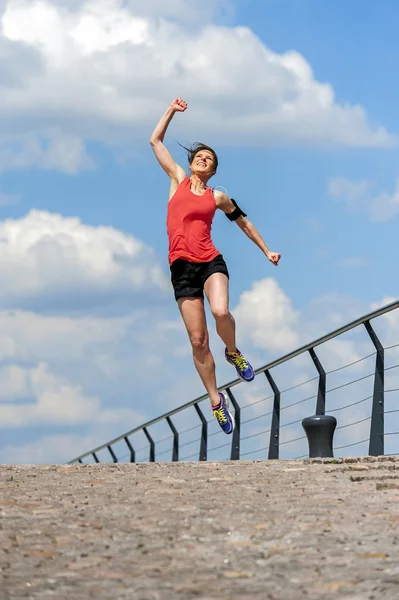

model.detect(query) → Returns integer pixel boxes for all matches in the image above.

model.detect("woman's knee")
[211,306,230,321]
[190,332,209,352]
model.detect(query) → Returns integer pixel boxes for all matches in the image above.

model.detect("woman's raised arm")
[149,97,187,183]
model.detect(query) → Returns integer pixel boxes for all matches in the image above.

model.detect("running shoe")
[225,348,255,382]
[212,392,235,435]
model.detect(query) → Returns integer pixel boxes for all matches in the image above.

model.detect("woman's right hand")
[170,97,187,112]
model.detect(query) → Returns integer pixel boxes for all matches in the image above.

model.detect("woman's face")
[190,150,216,178]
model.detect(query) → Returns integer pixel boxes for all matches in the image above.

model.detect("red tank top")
[166,178,220,265]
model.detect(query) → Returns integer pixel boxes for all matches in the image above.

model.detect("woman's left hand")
[266,251,281,266]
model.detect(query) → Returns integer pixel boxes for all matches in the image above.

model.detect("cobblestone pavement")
[0,457,398,600]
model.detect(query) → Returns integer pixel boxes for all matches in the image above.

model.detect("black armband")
[225,199,247,222]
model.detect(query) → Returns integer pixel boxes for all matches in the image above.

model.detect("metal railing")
[68,299,399,464]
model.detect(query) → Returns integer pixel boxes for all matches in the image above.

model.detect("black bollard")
[302,415,337,458]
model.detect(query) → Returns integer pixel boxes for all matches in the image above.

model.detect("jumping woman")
[150,97,281,435]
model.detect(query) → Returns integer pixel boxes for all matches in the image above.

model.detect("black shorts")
[170,254,229,301]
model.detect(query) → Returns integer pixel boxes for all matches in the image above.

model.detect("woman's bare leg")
[204,273,237,352]
[178,296,221,407]
[205,272,255,383]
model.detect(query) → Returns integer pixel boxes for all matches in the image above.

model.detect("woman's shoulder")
[212,185,228,197]
[212,188,229,205]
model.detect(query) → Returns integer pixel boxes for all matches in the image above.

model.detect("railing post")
[264,370,280,459]
[92,452,100,463]
[124,436,135,463]
[194,403,208,461]
[143,427,155,462]
[364,320,384,456]
[309,348,326,415]
[226,388,240,460]
[166,416,179,462]
[107,445,118,463]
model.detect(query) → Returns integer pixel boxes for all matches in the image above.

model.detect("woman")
[150,97,281,435]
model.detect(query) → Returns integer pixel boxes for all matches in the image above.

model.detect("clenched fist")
[266,251,281,266]
[170,97,187,112]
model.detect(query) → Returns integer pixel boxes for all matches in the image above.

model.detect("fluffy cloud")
[0,364,28,400]
[0,208,186,461]
[0,0,396,173]
[369,179,399,222]
[124,0,229,23]
[0,305,194,407]
[0,362,98,426]
[328,178,371,210]
[0,361,147,429]
[0,131,95,174]
[0,304,195,461]
[233,278,299,352]
[329,176,399,222]
[0,310,131,362]
[0,209,195,459]
[0,210,169,310]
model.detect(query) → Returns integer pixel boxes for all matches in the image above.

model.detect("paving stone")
[0,458,398,599]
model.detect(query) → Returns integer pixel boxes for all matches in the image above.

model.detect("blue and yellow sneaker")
[212,392,235,435]
[225,348,255,382]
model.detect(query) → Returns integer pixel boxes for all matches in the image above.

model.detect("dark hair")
[178,142,218,171]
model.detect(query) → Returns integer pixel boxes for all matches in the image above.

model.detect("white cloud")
[233,278,299,352]
[0,206,194,444]
[0,364,28,400]
[0,361,143,428]
[0,0,396,172]
[328,178,372,210]
[0,304,196,400]
[301,292,366,332]
[320,337,363,372]
[329,176,399,222]
[0,210,169,310]
[0,131,95,174]
[369,179,399,222]
[124,0,229,23]
[0,310,131,362]
[0,305,194,440]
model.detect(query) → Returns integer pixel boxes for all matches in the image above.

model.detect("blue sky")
[0,0,398,463]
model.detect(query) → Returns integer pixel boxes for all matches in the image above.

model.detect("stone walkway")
[1,456,398,600]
